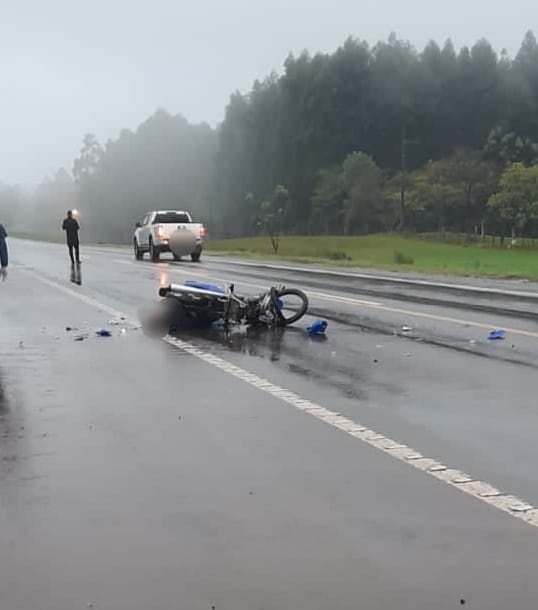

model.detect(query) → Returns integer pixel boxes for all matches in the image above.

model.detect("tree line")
[2,31,538,244]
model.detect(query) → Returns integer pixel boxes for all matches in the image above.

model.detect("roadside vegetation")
[207,234,538,280]
[3,31,538,279]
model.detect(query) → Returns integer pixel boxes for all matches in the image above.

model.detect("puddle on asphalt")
[138,301,401,401]
[0,370,7,416]
[170,325,369,402]
[0,368,20,475]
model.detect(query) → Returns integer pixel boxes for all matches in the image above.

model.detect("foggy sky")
[1,0,534,185]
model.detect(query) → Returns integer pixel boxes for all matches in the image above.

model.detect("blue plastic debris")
[307,319,328,336]
[488,329,505,341]
[95,329,112,337]
[184,280,225,294]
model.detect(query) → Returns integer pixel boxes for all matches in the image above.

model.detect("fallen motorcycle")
[154,280,309,333]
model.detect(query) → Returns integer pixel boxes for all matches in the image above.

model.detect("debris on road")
[308,334,327,343]
[108,317,126,326]
[95,329,112,337]
[307,319,328,336]
[401,325,413,333]
[488,329,505,341]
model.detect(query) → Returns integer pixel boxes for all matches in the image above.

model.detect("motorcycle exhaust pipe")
[161,283,228,300]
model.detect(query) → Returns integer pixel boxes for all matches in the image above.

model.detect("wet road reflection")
[178,325,305,360]
[0,368,21,482]
[176,324,368,401]
[69,262,82,285]
[0,369,7,416]
[5,240,538,609]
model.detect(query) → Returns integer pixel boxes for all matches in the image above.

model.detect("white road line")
[32,273,134,320]
[25,269,538,530]
[209,257,538,300]
[112,259,382,307]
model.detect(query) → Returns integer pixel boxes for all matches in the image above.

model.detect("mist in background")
[1,0,538,241]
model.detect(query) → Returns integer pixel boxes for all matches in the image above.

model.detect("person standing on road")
[0,223,8,281]
[62,210,80,266]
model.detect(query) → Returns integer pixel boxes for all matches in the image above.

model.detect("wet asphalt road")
[2,239,538,609]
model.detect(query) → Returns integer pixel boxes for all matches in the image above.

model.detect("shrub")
[325,249,351,261]
[393,250,414,265]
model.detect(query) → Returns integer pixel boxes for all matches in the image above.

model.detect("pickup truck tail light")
[155,224,165,239]
[200,225,206,238]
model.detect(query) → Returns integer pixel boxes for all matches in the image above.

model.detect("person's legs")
[68,243,75,265]
[74,242,80,264]
[0,240,7,268]
[0,240,7,281]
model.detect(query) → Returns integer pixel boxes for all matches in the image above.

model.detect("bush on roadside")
[393,250,414,265]
[325,249,352,261]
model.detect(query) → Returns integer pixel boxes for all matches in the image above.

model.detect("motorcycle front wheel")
[272,287,309,326]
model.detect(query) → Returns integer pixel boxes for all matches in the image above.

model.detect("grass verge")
[206,235,538,280]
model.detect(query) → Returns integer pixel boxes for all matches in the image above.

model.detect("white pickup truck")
[133,210,206,262]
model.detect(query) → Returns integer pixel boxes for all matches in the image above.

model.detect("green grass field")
[206,234,538,280]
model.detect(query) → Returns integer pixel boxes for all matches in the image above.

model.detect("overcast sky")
[1,0,534,185]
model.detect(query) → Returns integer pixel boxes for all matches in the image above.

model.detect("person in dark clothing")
[0,223,8,280]
[62,210,80,265]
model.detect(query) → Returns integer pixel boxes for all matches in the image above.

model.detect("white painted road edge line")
[29,270,538,530]
[13,237,538,299]
[111,258,382,307]
[164,336,538,529]
[209,257,538,300]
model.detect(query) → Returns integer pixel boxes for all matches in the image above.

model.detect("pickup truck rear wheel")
[134,239,143,260]
[149,238,160,262]
[191,249,202,263]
